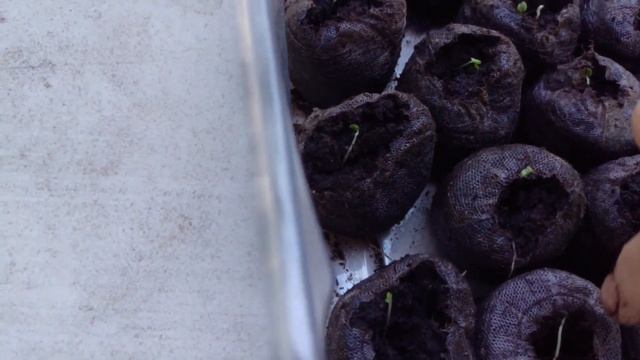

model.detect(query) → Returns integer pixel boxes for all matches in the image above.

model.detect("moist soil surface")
[303,96,409,190]
[497,177,570,255]
[407,0,462,26]
[620,172,640,229]
[349,263,450,359]
[428,34,500,100]
[513,0,572,26]
[578,61,622,100]
[530,311,596,360]
[304,0,384,25]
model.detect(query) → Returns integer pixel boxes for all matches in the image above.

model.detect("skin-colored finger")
[632,101,640,148]
[611,233,640,325]
[601,274,619,316]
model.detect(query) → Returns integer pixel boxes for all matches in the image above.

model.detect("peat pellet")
[398,24,524,172]
[326,255,476,360]
[460,0,581,66]
[565,155,640,282]
[299,91,436,238]
[431,144,585,274]
[285,0,406,108]
[477,269,622,360]
[524,51,640,170]
[582,0,640,66]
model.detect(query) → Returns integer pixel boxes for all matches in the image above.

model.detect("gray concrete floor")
[0,1,270,359]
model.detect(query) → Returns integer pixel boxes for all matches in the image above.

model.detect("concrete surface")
[0,1,270,359]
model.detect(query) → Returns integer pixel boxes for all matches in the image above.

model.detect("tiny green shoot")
[509,241,517,278]
[520,166,535,178]
[517,1,528,14]
[343,124,360,163]
[536,4,545,20]
[553,316,569,360]
[584,67,593,86]
[384,291,393,334]
[461,57,482,71]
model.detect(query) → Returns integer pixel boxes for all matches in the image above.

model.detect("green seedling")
[553,316,568,360]
[384,291,393,334]
[536,4,545,20]
[461,57,482,71]
[509,241,517,278]
[584,67,593,86]
[343,124,360,163]
[517,1,528,14]
[520,166,535,178]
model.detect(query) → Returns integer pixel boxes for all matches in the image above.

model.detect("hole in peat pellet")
[530,312,596,360]
[513,0,572,16]
[428,34,500,99]
[497,177,569,255]
[620,173,640,229]
[303,96,409,182]
[585,62,622,99]
[350,264,450,359]
[407,0,463,26]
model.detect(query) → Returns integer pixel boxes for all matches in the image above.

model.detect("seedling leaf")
[520,166,535,178]
[517,1,528,14]
[461,57,482,71]
[536,5,545,20]
[509,241,517,278]
[343,124,360,163]
[584,67,593,86]
[553,316,568,360]
[384,291,393,334]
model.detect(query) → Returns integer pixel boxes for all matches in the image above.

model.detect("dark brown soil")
[523,51,640,170]
[303,97,408,185]
[619,172,640,228]
[461,0,580,66]
[300,92,435,238]
[511,0,574,34]
[407,0,462,26]
[398,25,524,174]
[428,34,500,99]
[349,263,450,359]
[579,61,622,100]
[530,311,596,360]
[304,0,384,25]
[497,177,570,255]
[635,9,640,31]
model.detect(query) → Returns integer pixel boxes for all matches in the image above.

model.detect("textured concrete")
[0,1,269,359]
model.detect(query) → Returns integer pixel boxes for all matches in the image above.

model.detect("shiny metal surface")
[236,1,332,359]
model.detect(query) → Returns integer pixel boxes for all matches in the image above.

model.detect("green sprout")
[584,67,593,86]
[536,4,545,20]
[520,166,535,178]
[552,316,569,360]
[509,241,517,278]
[516,1,528,14]
[384,291,393,334]
[461,57,482,71]
[343,124,360,163]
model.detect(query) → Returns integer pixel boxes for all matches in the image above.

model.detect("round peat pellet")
[285,0,406,108]
[326,255,476,360]
[477,269,621,360]
[431,144,585,274]
[299,91,436,238]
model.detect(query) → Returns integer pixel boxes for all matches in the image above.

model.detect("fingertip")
[633,101,640,148]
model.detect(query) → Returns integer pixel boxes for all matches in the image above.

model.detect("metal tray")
[238,2,442,359]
